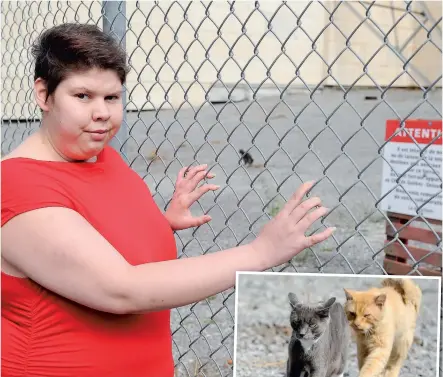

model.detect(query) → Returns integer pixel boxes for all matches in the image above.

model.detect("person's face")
[35,67,123,161]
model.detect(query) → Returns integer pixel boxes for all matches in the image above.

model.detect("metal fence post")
[102,1,128,160]
[1,2,442,375]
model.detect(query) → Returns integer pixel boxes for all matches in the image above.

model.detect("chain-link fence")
[1,1,442,376]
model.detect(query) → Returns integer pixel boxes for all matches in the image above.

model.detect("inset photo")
[233,272,441,377]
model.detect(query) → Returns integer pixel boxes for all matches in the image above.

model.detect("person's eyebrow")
[71,86,122,95]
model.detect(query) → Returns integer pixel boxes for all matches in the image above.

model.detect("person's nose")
[92,99,111,122]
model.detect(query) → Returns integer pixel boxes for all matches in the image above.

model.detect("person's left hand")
[164,164,220,231]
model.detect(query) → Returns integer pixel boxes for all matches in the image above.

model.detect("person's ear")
[34,78,50,112]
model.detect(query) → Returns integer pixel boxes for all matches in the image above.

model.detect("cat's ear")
[374,294,386,308]
[288,292,299,308]
[343,289,353,301]
[316,307,331,319]
[323,297,336,308]
[316,297,335,318]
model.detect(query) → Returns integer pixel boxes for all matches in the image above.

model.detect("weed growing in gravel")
[267,199,283,218]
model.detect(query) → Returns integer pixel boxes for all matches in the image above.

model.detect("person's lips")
[88,129,108,134]
[87,129,109,141]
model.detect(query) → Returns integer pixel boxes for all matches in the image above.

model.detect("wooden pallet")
[383,212,442,276]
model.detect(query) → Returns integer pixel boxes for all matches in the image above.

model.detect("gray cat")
[286,293,350,377]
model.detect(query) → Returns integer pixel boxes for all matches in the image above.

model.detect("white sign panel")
[380,120,442,221]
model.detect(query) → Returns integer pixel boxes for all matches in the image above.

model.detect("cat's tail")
[381,278,422,313]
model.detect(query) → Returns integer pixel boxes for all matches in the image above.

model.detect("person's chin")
[80,144,105,159]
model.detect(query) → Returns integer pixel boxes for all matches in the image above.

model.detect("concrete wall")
[322,1,442,88]
[1,1,441,120]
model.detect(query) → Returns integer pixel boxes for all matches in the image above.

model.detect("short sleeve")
[1,161,76,227]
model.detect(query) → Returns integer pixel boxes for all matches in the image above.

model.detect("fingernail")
[330,227,337,232]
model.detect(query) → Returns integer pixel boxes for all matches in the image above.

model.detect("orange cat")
[343,278,422,377]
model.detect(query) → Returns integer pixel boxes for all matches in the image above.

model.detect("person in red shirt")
[1,23,335,377]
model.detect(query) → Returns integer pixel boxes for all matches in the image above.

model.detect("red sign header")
[385,119,442,145]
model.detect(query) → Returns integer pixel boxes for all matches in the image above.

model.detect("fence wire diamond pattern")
[1,1,442,376]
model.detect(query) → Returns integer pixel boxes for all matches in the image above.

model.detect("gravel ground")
[234,273,441,377]
[2,87,442,377]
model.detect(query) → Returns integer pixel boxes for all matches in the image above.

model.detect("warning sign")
[380,120,442,220]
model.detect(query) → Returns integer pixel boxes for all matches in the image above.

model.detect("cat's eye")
[347,312,356,319]
[364,314,371,318]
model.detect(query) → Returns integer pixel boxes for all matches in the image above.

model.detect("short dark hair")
[31,23,130,99]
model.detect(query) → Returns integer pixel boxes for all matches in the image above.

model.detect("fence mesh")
[1,1,442,376]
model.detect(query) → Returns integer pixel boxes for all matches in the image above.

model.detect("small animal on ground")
[239,149,254,166]
[286,293,350,377]
[343,278,422,377]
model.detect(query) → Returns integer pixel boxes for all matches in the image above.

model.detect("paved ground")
[2,87,441,377]
[234,273,441,377]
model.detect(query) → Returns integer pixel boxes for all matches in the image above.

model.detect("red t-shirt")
[1,146,177,377]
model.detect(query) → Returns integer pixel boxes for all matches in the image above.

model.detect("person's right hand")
[251,181,336,269]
